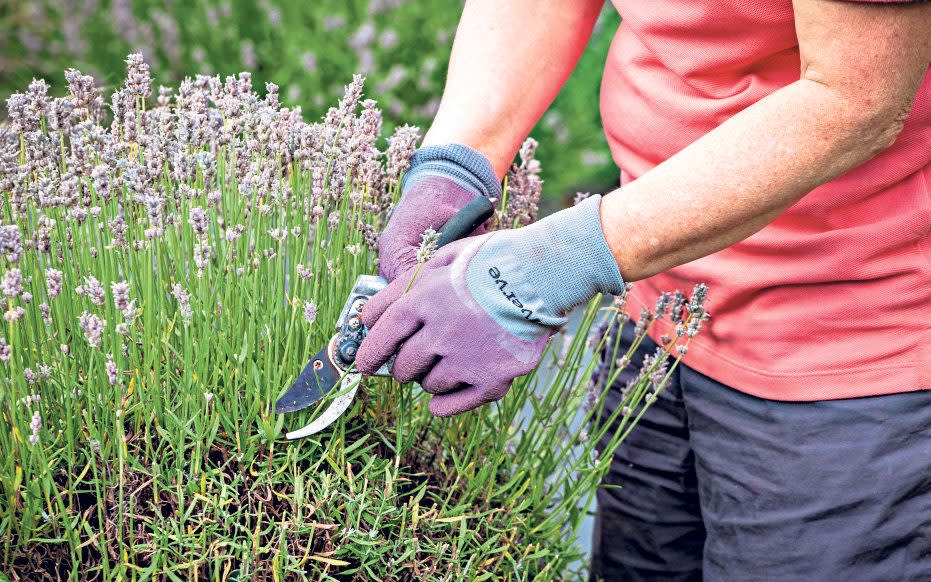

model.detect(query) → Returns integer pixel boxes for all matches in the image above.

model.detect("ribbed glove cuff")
[401,144,502,200]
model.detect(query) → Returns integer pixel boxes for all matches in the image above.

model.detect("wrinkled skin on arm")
[600,0,931,280]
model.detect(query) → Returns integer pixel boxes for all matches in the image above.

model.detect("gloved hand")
[356,195,624,416]
[378,144,501,282]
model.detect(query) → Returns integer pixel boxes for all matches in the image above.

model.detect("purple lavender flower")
[46,268,63,298]
[375,65,407,94]
[189,206,208,239]
[654,292,672,320]
[1,268,23,298]
[503,138,542,228]
[124,52,152,99]
[416,228,439,263]
[633,306,654,337]
[670,291,688,324]
[241,41,258,70]
[157,85,173,107]
[378,29,399,50]
[385,125,420,185]
[686,316,706,338]
[106,355,119,386]
[682,283,710,337]
[0,338,10,362]
[111,281,131,313]
[151,11,181,64]
[338,75,365,119]
[172,284,192,321]
[79,312,105,347]
[7,79,50,133]
[323,15,346,30]
[76,275,105,306]
[0,225,23,263]
[225,224,245,243]
[295,264,313,280]
[301,52,318,73]
[258,0,281,27]
[4,306,25,322]
[689,283,709,314]
[29,410,41,446]
[194,242,211,272]
[65,69,103,121]
[304,300,317,324]
[348,22,376,51]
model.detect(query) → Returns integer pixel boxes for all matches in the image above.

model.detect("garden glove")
[356,194,624,416]
[379,144,501,282]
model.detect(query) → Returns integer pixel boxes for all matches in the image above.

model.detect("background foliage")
[0,0,622,204]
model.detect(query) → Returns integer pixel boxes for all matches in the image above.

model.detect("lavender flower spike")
[46,268,63,298]
[79,312,105,348]
[416,228,439,264]
[303,300,317,325]
[172,284,192,321]
[111,281,131,314]
[1,268,23,298]
[76,275,105,306]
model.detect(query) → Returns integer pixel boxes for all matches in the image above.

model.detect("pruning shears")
[275,196,495,439]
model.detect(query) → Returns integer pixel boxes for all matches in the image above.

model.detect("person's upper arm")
[794,0,931,144]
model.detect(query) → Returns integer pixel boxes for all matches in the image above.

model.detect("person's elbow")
[847,92,912,157]
[802,64,917,158]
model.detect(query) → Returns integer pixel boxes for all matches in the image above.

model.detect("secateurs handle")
[435,196,496,248]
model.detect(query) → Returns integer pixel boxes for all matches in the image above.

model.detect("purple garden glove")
[379,144,501,282]
[356,195,624,417]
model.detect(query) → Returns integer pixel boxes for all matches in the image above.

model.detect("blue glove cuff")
[401,144,502,200]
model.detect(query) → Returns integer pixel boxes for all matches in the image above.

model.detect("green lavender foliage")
[0,0,622,201]
[0,57,707,580]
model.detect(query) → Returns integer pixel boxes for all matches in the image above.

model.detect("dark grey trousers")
[590,322,931,582]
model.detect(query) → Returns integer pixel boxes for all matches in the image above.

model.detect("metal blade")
[275,336,342,414]
[285,373,361,440]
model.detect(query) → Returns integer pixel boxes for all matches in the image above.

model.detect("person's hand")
[378,144,500,282]
[357,195,624,416]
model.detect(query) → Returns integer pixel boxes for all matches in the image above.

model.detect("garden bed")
[0,55,706,580]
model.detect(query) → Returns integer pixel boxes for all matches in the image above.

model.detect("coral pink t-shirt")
[601,0,931,400]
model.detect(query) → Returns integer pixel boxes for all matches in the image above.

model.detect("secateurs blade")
[276,195,495,439]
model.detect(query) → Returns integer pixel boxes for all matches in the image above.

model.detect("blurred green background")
[0,0,621,206]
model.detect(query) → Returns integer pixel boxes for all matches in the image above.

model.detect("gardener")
[355,0,931,579]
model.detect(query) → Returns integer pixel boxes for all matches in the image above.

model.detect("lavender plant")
[0,55,707,580]
[2,0,622,201]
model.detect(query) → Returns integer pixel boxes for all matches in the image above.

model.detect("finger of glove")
[360,267,418,330]
[428,380,510,417]
[420,359,469,396]
[356,303,421,375]
[390,330,440,384]
[378,180,477,281]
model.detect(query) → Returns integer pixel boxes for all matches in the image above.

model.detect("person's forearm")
[424,0,605,178]
[600,77,918,281]
[601,0,930,282]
